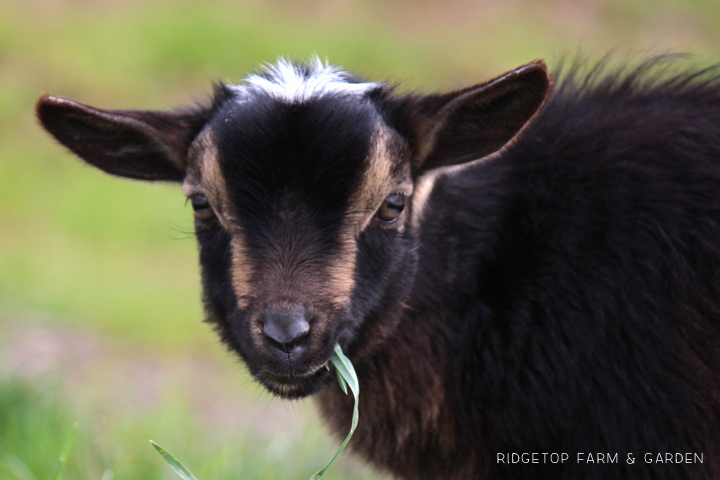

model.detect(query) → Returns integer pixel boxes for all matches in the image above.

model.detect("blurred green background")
[2,0,720,479]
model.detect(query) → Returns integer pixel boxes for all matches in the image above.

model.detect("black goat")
[37,56,720,479]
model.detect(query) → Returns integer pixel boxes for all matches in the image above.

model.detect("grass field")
[2,0,720,478]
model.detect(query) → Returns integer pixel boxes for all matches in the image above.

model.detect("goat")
[37,56,720,479]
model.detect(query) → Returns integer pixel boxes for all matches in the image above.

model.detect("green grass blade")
[99,469,114,480]
[0,453,39,480]
[52,422,78,480]
[331,344,359,397]
[310,344,359,480]
[150,441,200,480]
[335,368,348,394]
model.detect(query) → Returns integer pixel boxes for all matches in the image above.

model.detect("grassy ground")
[2,0,720,479]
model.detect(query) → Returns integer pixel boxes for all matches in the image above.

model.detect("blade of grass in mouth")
[310,343,359,480]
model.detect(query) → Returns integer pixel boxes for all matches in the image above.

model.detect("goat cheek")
[350,233,404,313]
[195,228,251,355]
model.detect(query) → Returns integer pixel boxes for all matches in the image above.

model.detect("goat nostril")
[261,306,311,350]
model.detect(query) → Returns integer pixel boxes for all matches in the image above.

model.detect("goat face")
[36,58,550,399]
[185,75,416,398]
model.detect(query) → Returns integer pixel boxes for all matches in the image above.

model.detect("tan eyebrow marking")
[326,122,412,308]
[352,123,413,233]
[183,128,253,308]
[183,128,233,229]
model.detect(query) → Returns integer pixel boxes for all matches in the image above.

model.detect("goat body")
[37,56,720,479]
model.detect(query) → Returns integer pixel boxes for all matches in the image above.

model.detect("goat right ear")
[36,95,210,182]
[401,61,551,176]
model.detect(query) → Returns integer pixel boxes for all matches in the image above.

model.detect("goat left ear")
[36,95,210,182]
[406,61,551,176]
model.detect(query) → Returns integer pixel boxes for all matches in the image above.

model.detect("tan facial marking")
[326,232,358,308]
[183,128,232,229]
[231,237,253,310]
[325,123,412,308]
[183,128,253,309]
[352,124,412,233]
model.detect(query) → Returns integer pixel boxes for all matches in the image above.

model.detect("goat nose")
[261,306,310,349]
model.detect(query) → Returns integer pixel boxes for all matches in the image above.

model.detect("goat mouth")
[259,361,332,399]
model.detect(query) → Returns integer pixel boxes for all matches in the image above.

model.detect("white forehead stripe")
[232,57,378,103]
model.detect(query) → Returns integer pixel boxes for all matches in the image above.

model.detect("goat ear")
[36,95,209,181]
[408,61,551,175]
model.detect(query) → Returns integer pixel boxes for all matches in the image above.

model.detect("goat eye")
[377,194,406,222]
[190,194,216,221]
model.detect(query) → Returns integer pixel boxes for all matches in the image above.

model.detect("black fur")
[330,56,720,479]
